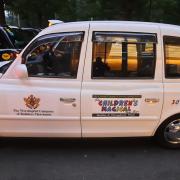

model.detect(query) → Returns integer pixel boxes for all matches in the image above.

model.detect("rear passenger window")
[164,36,180,78]
[92,32,157,79]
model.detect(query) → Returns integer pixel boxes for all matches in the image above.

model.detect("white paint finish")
[0,22,90,137]
[157,25,180,133]
[1,21,180,137]
[81,22,163,137]
[82,120,158,137]
[160,84,180,125]
[81,82,163,137]
[0,79,80,116]
[0,78,82,136]
[0,120,80,137]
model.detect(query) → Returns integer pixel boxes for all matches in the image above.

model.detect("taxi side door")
[0,25,89,137]
[81,22,163,137]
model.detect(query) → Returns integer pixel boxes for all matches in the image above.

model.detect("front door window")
[22,32,84,78]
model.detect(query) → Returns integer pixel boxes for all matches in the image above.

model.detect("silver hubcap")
[164,119,180,144]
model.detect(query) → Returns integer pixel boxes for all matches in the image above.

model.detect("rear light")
[2,53,11,61]
[10,52,18,59]
[1,52,17,61]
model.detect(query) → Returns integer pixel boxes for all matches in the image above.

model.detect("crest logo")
[24,95,40,109]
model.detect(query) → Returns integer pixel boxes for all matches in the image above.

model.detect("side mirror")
[14,64,28,79]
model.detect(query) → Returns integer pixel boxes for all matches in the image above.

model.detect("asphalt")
[0,138,179,180]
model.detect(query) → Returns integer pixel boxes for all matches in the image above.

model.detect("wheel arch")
[154,113,180,136]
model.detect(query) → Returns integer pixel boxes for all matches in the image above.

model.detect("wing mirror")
[14,64,28,79]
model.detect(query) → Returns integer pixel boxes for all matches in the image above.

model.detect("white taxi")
[0,21,180,148]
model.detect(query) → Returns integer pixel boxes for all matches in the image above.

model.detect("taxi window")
[22,32,84,78]
[164,36,180,78]
[92,32,157,79]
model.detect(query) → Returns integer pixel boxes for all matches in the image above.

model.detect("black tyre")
[155,118,180,148]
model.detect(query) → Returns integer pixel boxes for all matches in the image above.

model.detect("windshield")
[9,28,38,49]
[0,29,13,49]
[3,27,39,49]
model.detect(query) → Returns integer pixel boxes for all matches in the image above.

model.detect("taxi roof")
[38,21,180,37]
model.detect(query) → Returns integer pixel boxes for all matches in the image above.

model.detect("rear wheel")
[156,118,180,148]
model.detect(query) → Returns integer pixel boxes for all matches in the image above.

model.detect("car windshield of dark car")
[10,28,38,49]
[21,30,37,45]
[0,30,12,49]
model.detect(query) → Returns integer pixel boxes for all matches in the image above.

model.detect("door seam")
[80,22,91,138]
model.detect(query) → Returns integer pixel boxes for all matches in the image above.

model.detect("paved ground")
[0,138,179,180]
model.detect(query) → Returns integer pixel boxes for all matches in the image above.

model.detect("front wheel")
[155,118,180,148]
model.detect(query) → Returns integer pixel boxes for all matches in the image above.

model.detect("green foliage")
[5,0,180,27]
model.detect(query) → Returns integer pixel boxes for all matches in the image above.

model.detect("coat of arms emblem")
[24,95,40,109]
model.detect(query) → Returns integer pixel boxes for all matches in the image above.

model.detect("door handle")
[60,98,76,103]
[145,98,159,104]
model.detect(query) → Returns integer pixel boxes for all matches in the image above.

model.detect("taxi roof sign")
[48,20,63,26]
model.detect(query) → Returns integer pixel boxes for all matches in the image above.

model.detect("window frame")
[91,31,157,80]
[21,31,84,79]
[163,35,180,79]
